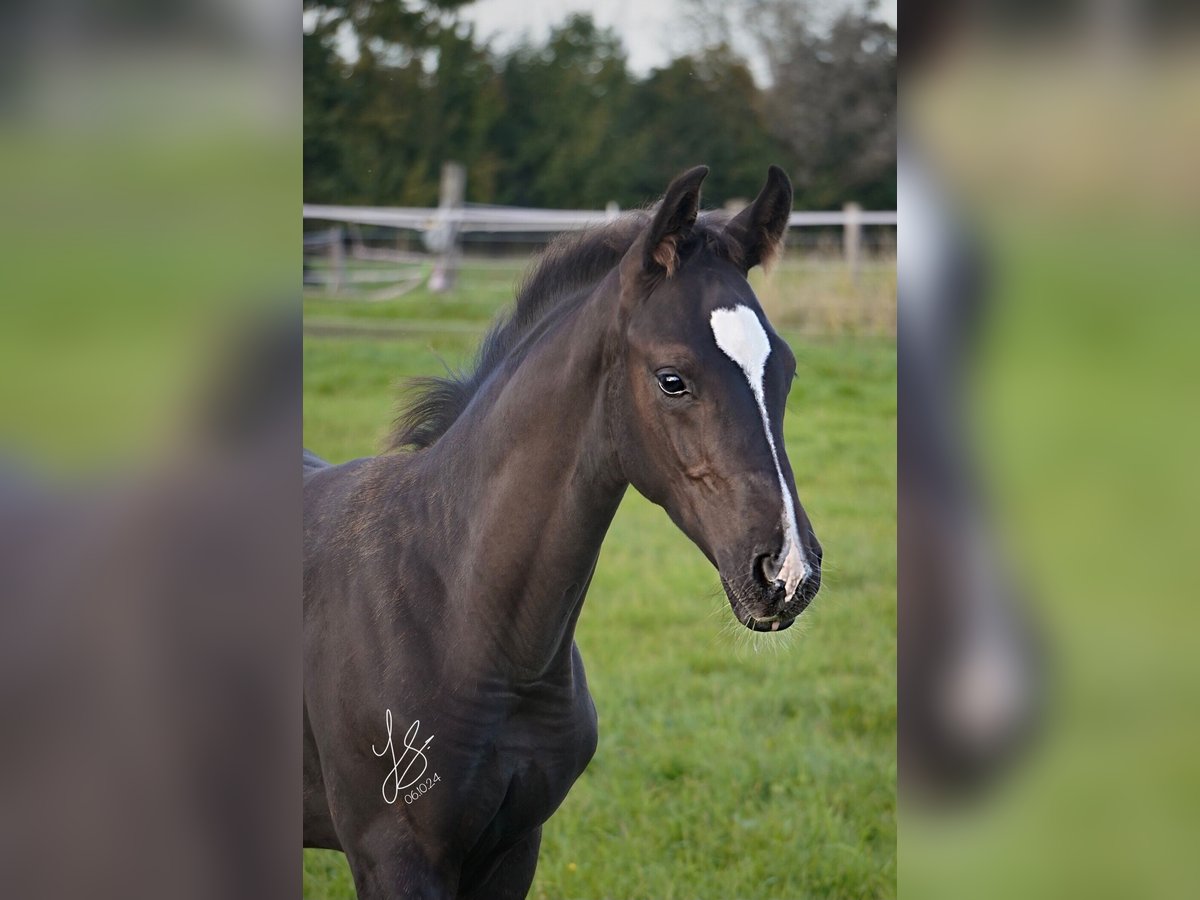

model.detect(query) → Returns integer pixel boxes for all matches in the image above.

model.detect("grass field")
[302,260,896,899]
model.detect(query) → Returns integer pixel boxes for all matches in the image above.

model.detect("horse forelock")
[386,210,739,453]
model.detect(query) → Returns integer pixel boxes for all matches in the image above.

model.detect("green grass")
[303,264,896,899]
[304,254,896,337]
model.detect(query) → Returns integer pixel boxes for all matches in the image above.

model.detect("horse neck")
[418,274,627,680]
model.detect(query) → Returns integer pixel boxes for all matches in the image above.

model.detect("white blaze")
[709,305,808,600]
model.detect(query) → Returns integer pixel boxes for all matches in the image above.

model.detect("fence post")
[843,202,861,281]
[329,225,345,295]
[429,161,466,293]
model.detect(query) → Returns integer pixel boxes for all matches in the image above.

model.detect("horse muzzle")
[723,550,822,632]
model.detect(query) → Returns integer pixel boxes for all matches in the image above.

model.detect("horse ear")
[724,165,793,272]
[624,165,709,283]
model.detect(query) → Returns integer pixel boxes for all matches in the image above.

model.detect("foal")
[303,166,822,899]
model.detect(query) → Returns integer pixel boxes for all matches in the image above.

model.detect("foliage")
[616,45,789,207]
[303,0,474,55]
[303,4,896,210]
[304,13,502,206]
[488,16,632,207]
[753,1,898,209]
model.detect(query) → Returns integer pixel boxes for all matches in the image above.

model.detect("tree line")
[304,0,895,211]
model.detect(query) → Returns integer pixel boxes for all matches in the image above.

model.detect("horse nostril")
[757,551,783,587]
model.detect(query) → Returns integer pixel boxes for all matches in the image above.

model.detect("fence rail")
[304,199,895,312]
[302,204,897,233]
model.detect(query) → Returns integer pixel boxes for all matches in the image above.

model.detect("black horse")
[303,166,822,899]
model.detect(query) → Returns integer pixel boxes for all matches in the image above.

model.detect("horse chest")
[455,681,598,847]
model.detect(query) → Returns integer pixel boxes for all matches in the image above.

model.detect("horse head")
[607,166,822,631]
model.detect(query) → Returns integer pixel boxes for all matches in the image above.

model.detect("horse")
[303,165,823,899]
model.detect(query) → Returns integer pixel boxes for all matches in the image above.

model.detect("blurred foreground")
[900,3,1200,898]
[0,3,299,900]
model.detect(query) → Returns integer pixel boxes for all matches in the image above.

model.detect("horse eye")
[656,372,688,396]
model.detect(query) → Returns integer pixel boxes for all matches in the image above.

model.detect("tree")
[682,0,896,209]
[303,0,473,58]
[490,22,785,208]
[303,1,504,205]
[304,22,351,203]
[303,3,894,211]
[758,2,896,208]
[618,45,787,208]
[490,15,632,207]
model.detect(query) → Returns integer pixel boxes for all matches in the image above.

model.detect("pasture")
[302,258,896,899]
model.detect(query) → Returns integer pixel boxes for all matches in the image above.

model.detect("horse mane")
[386,209,738,452]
